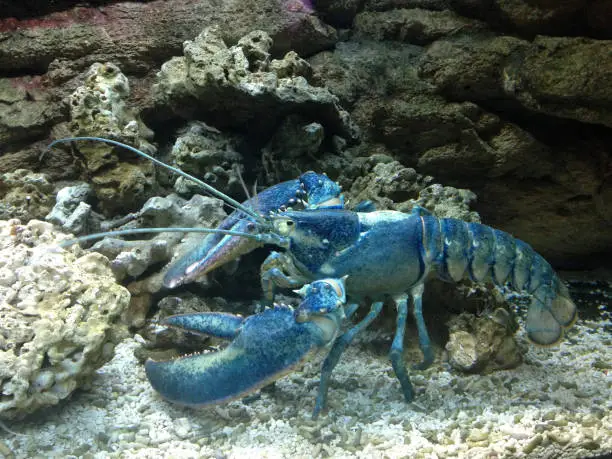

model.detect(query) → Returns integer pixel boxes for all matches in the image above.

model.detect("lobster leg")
[410,283,435,370]
[313,301,384,418]
[261,251,309,301]
[389,294,415,403]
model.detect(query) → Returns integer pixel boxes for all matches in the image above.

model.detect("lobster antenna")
[235,163,252,203]
[45,137,266,224]
[58,227,277,248]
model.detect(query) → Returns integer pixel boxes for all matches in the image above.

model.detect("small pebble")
[523,434,543,454]
[173,417,191,439]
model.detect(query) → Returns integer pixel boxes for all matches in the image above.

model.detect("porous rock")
[44,182,102,235]
[66,62,156,214]
[445,308,523,373]
[0,169,55,222]
[348,158,479,221]
[170,122,245,198]
[262,115,326,183]
[0,219,130,420]
[153,28,359,143]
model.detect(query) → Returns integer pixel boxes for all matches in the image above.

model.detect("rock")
[449,0,610,38]
[0,0,338,74]
[90,193,226,283]
[348,159,479,220]
[45,182,103,234]
[411,183,480,222]
[445,309,522,373]
[0,219,130,420]
[0,77,62,149]
[152,27,358,144]
[0,169,55,222]
[509,36,612,127]
[354,8,485,45]
[419,34,612,128]
[170,122,245,198]
[262,115,326,183]
[69,62,155,166]
[64,62,157,214]
[314,0,364,27]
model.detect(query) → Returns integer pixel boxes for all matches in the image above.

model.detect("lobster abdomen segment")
[420,216,577,346]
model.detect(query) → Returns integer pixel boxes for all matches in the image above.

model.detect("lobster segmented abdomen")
[419,216,577,346]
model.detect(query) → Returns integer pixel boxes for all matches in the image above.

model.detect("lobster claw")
[163,173,343,288]
[145,305,342,406]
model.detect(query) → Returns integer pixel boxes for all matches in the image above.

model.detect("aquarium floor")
[2,318,611,459]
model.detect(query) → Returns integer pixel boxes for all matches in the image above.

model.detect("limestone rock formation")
[0,219,130,420]
[153,28,359,143]
[0,169,55,222]
[446,308,523,374]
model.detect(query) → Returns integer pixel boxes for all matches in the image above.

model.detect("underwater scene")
[0,0,611,458]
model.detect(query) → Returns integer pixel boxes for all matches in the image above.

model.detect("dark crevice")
[465,98,612,148]
[0,67,48,78]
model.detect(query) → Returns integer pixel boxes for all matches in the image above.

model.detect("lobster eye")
[274,218,296,236]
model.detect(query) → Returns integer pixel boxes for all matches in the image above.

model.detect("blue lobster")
[49,137,578,418]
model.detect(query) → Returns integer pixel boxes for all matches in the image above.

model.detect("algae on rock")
[0,169,55,222]
[65,62,157,214]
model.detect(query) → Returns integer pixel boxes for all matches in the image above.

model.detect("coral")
[153,27,359,143]
[0,169,55,222]
[0,219,130,420]
[445,308,523,374]
[66,62,156,214]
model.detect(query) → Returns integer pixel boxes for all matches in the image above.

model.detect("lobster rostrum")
[49,137,578,418]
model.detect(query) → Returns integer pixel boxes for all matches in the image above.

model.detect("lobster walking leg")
[410,283,435,370]
[313,301,384,418]
[389,294,415,403]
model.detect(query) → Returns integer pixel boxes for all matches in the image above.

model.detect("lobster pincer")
[145,278,348,407]
[162,171,344,288]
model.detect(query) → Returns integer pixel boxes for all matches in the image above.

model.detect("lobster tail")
[525,279,577,345]
[420,216,577,345]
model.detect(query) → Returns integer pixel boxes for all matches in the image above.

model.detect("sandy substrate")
[1,317,610,459]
